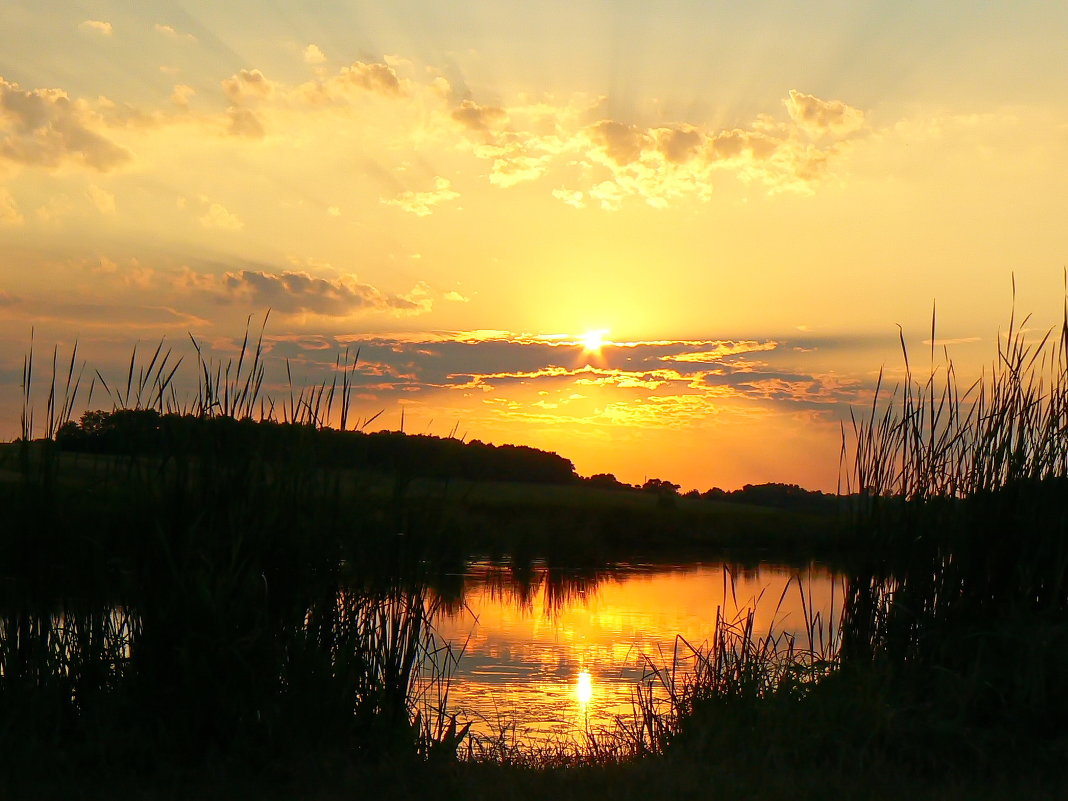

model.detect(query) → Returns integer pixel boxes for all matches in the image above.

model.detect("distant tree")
[724,482,835,513]
[586,473,631,490]
[55,409,579,485]
[641,478,680,495]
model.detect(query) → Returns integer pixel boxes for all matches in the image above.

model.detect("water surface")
[435,560,843,746]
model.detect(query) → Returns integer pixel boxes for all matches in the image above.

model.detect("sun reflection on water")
[576,670,593,707]
[434,561,842,746]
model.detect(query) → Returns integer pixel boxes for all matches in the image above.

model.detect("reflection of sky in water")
[434,561,842,746]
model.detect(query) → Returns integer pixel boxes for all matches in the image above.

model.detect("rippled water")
[434,560,843,746]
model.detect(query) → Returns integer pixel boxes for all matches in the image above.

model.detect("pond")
[434,559,844,747]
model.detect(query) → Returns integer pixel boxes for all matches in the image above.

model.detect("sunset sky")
[2,2,1067,490]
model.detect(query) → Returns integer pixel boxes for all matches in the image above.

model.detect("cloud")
[185,269,433,318]
[154,24,197,43]
[447,89,864,205]
[222,69,274,104]
[662,340,778,362]
[653,125,704,164]
[381,176,459,216]
[0,77,132,171]
[320,331,857,411]
[785,90,865,137]
[227,106,265,138]
[303,44,326,65]
[552,188,584,208]
[585,120,651,166]
[170,84,195,107]
[79,20,112,37]
[199,202,243,230]
[2,298,203,329]
[334,62,404,96]
[0,188,23,225]
[451,99,508,133]
[86,184,115,214]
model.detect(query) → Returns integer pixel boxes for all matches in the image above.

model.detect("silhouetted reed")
[1,318,469,789]
[842,288,1068,740]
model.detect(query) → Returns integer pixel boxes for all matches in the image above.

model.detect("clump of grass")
[842,285,1068,750]
[619,571,840,758]
[0,318,472,791]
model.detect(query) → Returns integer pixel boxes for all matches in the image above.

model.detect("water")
[434,559,843,747]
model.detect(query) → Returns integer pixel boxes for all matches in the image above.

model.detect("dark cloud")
[274,332,865,409]
[216,270,430,317]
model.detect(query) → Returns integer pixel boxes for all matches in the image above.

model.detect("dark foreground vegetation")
[3,304,1068,800]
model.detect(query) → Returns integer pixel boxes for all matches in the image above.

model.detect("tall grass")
[1,319,469,787]
[621,571,840,757]
[842,289,1068,740]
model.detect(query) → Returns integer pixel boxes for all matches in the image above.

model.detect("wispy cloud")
[182,269,433,318]
[381,177,459,216]
[79,20,112,37]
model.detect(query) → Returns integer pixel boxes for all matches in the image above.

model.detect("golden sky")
[2,2,1067,490]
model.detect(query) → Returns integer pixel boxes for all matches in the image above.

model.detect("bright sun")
[580,329,609,354]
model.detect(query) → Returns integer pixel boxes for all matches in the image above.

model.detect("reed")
[620,570,840,757]
[1,320,469,788]
[841,286,1068,739]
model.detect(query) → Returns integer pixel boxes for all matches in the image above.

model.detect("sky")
[1,1,1067,491]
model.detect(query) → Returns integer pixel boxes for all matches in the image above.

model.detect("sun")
[580,329,609,354]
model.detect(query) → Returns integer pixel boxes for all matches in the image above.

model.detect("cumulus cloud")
[785,90,865,137]
[303,44,326,65]
[585,120,651,166]
[198,202,243,230]
[382,177,459,216]
[79,20,112,36]
[291,60,411,106]
[0,77,131,171]
[334,62,403,96]
[222,69,274,104]
[444,87,864,205]
[0,188,23,225]
[197,269,433,317]
[451,99,507,132]
[654,126,703,164]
